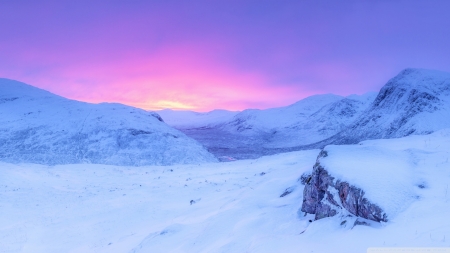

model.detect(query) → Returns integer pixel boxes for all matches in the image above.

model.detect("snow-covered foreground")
[1,130,450,252]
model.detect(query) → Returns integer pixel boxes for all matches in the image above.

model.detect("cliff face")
[301,150,387,222]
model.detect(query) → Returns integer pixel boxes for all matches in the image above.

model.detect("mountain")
[312,68,450,147]
[0,78,217,165]
[219,94,343,134]
[169,93,376,159]
[156,109,239,129]
[165,68,450,159]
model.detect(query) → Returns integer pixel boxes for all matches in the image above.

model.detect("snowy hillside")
[1,130,450,252]
[270,92,378,147]
[156,109,239,128]
[174,93,376,159]
[0,78,217,165]
[218,94,344,134]
[315,68,450,147]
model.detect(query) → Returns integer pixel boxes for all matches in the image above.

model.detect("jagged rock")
[301,150,388,222]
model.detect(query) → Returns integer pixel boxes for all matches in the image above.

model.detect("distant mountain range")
[2,68,449,164]
[0,79,217,165]
[160,68,450,159]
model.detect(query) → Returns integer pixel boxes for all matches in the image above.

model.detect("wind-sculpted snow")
[0,79,217,165]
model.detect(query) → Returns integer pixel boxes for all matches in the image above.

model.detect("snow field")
[0,150,318,253]
[1,130,450,252]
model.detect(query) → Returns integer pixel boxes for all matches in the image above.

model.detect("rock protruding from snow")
[302,150,388,222]
[0,78,217,166]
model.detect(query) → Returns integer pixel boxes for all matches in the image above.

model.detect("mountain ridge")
[307,68,450,148]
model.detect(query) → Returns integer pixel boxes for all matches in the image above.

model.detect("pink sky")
[1,1,450,111]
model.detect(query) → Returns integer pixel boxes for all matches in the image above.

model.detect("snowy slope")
[220,93,344,133]
[156,109,239,129]
[1,130,450,252]
[0,78,217,165]
[315,68,450,147]
[271,92,378,147]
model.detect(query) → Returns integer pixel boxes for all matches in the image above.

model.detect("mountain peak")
[387,68,450,90]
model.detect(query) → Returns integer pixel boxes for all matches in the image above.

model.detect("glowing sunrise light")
[0,1,450,111]
[151,100,197,111]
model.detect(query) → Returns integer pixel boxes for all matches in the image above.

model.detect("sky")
[1,0,450,112]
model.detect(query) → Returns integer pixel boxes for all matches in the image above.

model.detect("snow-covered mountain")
[0,78,217,166]
[219,94,344,134]
[156,109,239,129]
[161,68,450,159]
[266,92,378,148]
[167,93,377,159]
[313,68,450,147]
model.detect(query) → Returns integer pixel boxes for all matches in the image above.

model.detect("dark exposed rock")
[280,186,295,197]
[353,219,370,228]
[301,150,388,222]
[299,172,312,185]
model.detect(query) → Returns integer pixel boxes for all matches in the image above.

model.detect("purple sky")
[1,0,449,111]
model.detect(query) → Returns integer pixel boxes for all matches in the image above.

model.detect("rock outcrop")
[301,150,388,222]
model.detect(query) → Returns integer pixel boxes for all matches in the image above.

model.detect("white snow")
[1,130,450,252]
[320,145,415,218]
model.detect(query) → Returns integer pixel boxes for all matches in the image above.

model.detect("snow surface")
[320,145,415,218]
[1,130,450,252]
[0,78,217,166]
